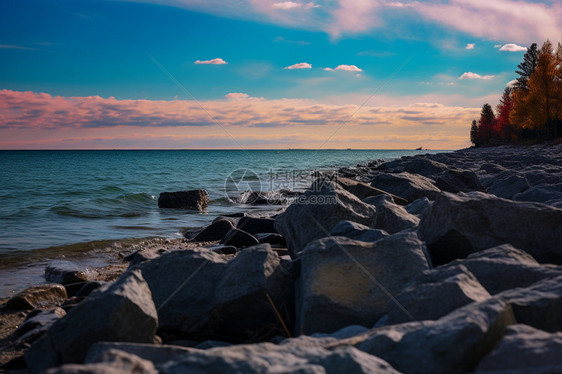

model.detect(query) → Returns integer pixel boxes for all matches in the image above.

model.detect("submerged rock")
[45,262,89,285]
[158,190,209,211]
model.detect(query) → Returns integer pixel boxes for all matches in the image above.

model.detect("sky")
[1,0,561,150]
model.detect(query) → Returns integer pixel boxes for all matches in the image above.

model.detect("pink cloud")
[499,43,527,52]
[0,89,479,150]
[272,1,318,10]
[324,65,363,72]
[194,58,228,65]
[465,43,475,50]
[284,62,312,69]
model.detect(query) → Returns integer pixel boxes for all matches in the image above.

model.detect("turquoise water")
[0,149,440,295]
[0,149,442,253]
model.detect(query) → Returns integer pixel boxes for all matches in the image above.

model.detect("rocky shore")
[2,143,562,373]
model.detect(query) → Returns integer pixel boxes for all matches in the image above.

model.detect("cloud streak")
[284,62,312,69]
[459,72,495,80]
[194,58,228,64]
[499,43,527,52]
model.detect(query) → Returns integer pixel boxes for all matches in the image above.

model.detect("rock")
[124,248,167,267]
[377,157,449,177]
[329,220,388,242]
[336,176,408,205]
[385,265,490,324]
[442,244,562,295]
[297,233,430,335]
[254,233,286,245]
[25,270,158,373]
[494,275,562,332]
[45,262,89,285]
[6,284,67,310]
[434,169,481,193]
[475,324,562,374]
[15,307,66,338]
[206,244,238,255]
[418,191,562,265]
[486,173,530,199]
[157,190,209,211]
[47,349,157,374]
[358,298,515,374]
[76,281,106,297]
[274,178,376,258]
[513,185,562,206]
[362,194,394,207]
[192,219,234,242]
[373,200,420,234]
[136,245,293,342]
[236,216,277,235]
[159,343,400,374]
[370,172,441,202]
[404,197,432,217]
[86,342,194,365]
[220,228,259,248]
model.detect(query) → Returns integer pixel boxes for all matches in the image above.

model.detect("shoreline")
[2,142,562,372]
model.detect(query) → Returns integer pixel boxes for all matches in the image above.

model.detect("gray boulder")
[46,349,157,374]
[337,176,408,205]
[486,173,530,199]
[297,233,430,335]
[475,324,562,374]
[373,200,420,234]
[377,157,449,177]
[86,342,194,366]
[274,178,376,258]
[370,172,441,202]
[236,216,276,235]
[45,261,89,285]
[418,191,562,265]
[220,228,260,248]
[385,264,490,324]
[25,270,158,374]
[404,197,432,217]
[442,244,562,295]
[363,194,394,207]
[6,284,67,310]
[329,220,388,243]
[434,169,482,193]
[192,219,234,242]
[158,190,209,211]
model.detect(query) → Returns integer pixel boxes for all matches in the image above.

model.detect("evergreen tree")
[514,43,538,91]
[478,103,496,145]
[496,87,513,140]
[470,119,479,146]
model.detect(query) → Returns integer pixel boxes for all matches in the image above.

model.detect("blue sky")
[1,0,560,149]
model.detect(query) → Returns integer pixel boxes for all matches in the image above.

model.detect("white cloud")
[499,43,527,52]
[225,92,249,99]
[465,43,475,50]
[459,72,495,80]
[272,1,319,10]
[335,64,362,72]
[194,58,228,65]
[494,44,502,48]
[506,79,518,87]
[284,62,312,69]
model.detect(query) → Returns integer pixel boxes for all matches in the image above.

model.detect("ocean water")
[0,149,439,295]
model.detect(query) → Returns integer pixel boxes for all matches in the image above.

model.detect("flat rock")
[45,262,89,285]
[274,178,376,258]
[373,200,419,234]
[418,191,562,265]
[158,190,209,211]
[475,324,562,374]
[297,233,430,335]
[7,284,68,310]
[25,270,158,374]
[370,172,441,202]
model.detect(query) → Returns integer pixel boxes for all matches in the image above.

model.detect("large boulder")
[158,190,209,211]
[336,176,408,205]
[373,200,419,234]
[370,172,441,202]
[486,173,530,199]
[356,298,515,374]
[418,191,562,265]
[274,178,376,258]
[6,284,67,310]
[220,228,260,248]
[385,264,490,325]
[136,244,293,342]
[442,244,562,295]
[236,216,277,235]
[192,219,234,242]
[376,157,449,177]
[297,233,430,335]
[434,169,482,193]
[25,270,158,374]
[46,349,157,374]
[475,324,562,374]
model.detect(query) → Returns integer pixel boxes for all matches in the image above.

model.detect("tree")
[470,119,479,146]
[478,103,496,145]
[514,43,538,92]
[495,87,513,140]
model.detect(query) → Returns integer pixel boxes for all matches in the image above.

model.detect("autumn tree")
[470,119,479,146]
[513,43,538,92]
[495,87,513,140]
[478,103,496,145]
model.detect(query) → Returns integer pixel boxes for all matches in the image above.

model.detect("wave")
[49,193,155,219]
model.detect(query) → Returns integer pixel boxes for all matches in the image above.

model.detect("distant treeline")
[471,40,562,146]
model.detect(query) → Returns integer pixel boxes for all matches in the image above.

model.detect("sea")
[0,149,441,296]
